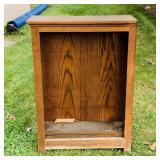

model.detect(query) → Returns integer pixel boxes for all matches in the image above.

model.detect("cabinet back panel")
[40,32,128,121]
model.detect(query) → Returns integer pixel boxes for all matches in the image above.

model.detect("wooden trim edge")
[45,137,125,150]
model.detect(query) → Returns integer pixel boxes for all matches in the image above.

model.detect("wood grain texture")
[30,16,137,151]
[40,32,128,121]
[45,137,125,149]
[41,33,80,120]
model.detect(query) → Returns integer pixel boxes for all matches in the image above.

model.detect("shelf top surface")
[27,15,137,25]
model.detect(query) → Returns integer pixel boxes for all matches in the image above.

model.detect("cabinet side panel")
[31,28,45,151]
[124,24,137,151]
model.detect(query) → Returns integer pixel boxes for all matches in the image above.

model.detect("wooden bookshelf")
[28,15,137,152]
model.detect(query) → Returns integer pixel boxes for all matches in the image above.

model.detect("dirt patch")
[4,38,16,47]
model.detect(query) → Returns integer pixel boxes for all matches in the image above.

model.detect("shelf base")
[44,120,125,150]
[45,120,123,137]
[45,137,125,150]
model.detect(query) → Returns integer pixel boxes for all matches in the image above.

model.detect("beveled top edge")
[27,15,137,25]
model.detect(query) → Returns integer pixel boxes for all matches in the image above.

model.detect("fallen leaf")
[7,113,16,120]
[26,127,32,132]
[146,60,155,65]
[149,142,156,150]
[143,141,150,145]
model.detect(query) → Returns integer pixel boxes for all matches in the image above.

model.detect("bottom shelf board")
[45,120,123,137]
[45,137,125,150]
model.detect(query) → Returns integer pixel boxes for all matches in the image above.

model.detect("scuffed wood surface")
[45,121,123,136]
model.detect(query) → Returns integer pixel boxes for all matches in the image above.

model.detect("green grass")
[4,4,156,156]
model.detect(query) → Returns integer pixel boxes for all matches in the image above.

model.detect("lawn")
[4,4,156,156]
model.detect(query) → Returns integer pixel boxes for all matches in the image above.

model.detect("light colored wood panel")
[27,15,137,25]
[45,137,125,149]
[55,118,76,123]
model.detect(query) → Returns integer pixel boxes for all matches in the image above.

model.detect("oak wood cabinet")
[28,15,137,152]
